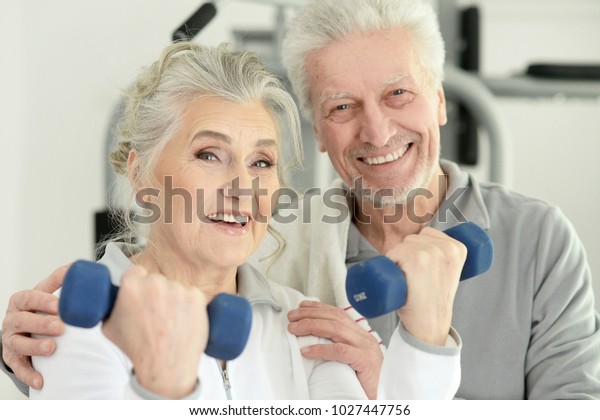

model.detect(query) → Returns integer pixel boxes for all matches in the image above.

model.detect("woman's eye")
[392,88,406,96]
[196,151,218,161]
[253,159,273,168]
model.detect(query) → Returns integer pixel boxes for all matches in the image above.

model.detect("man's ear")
[437,87,448,126]
[313,124,327,153]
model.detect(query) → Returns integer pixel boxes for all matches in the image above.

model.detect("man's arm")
[527,207,600,399]
[378,323,461,399]
[1,265,67,392]
[287,227,465,399]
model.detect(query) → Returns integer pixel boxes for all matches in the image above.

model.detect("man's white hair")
[282,0,445,123]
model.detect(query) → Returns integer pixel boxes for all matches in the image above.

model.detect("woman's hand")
[102,265,209,399]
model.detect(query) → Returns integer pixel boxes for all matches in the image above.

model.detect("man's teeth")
[363,144,410,165]
[207,213,249,224]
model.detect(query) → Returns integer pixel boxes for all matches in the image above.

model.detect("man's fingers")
[297,300,324,309]
[288,303,349,323]
[34,264,69,293]
[288,317,367,346]
[6,356,44,390]
[300,342,359,365]
[3,311,64,337]
[8,289,60,314]
[288,302,374,346]
[4,332,57,357]
[289,318,339,340]
[22,369,44,390]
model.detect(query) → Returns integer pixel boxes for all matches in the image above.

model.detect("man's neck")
[353,165,447,254]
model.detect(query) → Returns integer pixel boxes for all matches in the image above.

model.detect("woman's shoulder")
[269,277,320,309]
[238,263,319,312]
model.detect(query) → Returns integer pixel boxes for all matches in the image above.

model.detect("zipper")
[217,360,232,400]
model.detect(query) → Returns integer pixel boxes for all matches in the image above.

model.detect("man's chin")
[351,183,411,207]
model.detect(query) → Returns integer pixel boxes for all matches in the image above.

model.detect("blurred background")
[1,0,599,399]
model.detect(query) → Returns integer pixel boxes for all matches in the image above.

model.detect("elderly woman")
[29,41,367,400]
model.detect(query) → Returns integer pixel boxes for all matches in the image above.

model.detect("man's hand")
[2,265,67,390]
[287,300,383,399]
[387,227,466,346]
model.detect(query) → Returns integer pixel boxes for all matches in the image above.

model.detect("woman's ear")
[127,149,140,187]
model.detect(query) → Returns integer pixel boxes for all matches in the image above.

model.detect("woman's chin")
[203,247,252,269]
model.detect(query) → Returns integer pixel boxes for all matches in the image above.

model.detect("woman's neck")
[129,242,238,299]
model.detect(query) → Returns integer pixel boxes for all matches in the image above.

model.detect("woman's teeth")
[363,144,410,165]
[207,213,249,226]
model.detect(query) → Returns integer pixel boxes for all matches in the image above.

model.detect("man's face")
[306,28,447,205]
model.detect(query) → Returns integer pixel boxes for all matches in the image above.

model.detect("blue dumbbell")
[59,260,252,360]
[346,222,494,318]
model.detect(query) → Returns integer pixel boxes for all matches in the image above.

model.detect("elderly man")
[3,0,600,399]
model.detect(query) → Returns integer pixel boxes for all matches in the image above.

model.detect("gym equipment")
[59,260,252,360]
[346,222,493,318]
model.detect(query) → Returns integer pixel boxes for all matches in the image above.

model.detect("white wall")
[1,0,599,400]
[465,0,600,308]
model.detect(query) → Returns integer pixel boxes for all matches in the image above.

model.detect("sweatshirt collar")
[433,159,491,231]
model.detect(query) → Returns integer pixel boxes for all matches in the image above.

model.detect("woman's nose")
[223,167,256,203]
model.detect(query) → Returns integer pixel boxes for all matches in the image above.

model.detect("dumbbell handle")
[59,260,252,360]
[346,222,494,318]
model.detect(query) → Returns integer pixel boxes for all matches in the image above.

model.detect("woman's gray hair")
[103,42,302,259]
[282,0,445,123]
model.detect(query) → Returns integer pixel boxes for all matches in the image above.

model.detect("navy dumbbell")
[346,222,494,318]
[59,260,252,360]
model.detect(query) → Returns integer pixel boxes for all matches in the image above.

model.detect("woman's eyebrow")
[190,130,276,149]
[254,138,277,149]
[190,129,232,145]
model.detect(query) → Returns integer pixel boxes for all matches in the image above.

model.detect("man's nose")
[359,103,394,148]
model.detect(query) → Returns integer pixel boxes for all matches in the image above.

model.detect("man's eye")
[392,89,406,95]
[335,104,349,111]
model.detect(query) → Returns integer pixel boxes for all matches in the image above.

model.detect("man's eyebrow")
[190,130,232,145]
[318,75,415,107]
[319,92,354,106]
[383,74,414,88]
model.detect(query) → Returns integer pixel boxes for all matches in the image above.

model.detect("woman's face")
[140,97,281,270]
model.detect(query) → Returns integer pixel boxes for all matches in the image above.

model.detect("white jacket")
[30,242,460,399]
